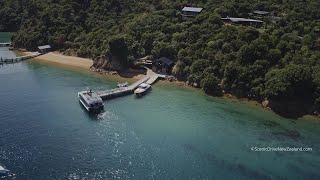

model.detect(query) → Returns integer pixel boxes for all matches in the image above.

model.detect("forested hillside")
[1,0,320,116]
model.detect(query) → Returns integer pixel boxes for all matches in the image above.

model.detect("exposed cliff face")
[91,54,122,71]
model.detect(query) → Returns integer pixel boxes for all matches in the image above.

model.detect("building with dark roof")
[152,57,175,74]
[182,6,203,17]
[253,10,270,16]
[38,45,51,54]
[221,17,264,28]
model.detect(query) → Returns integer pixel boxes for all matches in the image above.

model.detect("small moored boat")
[134,83,151,96]
[78,90,104,113]
[0,165,10,175]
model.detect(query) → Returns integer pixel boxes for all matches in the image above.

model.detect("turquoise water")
[1,33,320,179]
[0,32,12,43]
[0,32,14,60]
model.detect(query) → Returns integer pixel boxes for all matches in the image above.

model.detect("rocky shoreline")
[92,63,320,119]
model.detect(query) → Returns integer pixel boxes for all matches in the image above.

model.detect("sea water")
[0,32,319,180]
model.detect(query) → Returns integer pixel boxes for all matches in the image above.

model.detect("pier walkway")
[0,52,41,66]
[96,68,164,100]
[0,42,11,47]
[145,74,159,85]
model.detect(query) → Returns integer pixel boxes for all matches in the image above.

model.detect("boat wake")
[97,110,115,121]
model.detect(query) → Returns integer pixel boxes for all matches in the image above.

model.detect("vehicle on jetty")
[78,90,104,113]
[134,83,151,96]
[0,165,10,175]
[117,82,128,88]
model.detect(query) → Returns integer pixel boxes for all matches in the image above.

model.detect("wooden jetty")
[0,42,11,47]
[95,70,165,100]
[145,74,160,85]
[96,75,151,100]
[96,87,132,100]
[0,52,40,66]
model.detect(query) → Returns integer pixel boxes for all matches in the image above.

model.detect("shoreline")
[23,51,94,69]
[18,51,320,121]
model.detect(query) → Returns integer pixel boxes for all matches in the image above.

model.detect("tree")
[312,66,320,110]
[241,28,259,42]
[190,59,209,74]
[200,74,221,95]
[109,36,129,67]
[172,60,187,80]
[238,39,268,64]
[264,65,313,102]
[151,42,177,60]
[267,49,282,65]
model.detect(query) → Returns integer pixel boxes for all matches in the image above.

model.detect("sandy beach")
[23,51,93,69]
[21,51,151,83]
[24,51,160,81]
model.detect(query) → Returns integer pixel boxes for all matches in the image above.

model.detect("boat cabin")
[134,83,151,96]
[78,90,104,113]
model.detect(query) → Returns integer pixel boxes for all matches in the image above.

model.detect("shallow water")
[0,33,320,180]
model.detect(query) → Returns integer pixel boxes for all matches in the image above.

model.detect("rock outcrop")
[91,54,122,71]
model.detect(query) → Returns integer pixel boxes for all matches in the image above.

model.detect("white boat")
[117,82,128,88]
[0,165,10,175]
[134,83,151,96]
[78,90,104,113]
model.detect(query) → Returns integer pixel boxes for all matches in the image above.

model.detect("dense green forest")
[1,0,320,116]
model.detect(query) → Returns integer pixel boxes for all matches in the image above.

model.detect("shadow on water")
[134,95,145,99]
[262,120,280,127]
[272,129,301,141]
[218,106,249,117]
[78,101,103,120]
[259,120,301,141]
[277,113,302,120]
[134,93,152,99]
